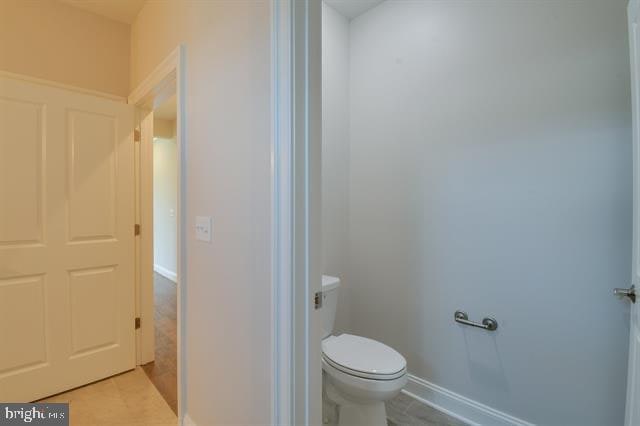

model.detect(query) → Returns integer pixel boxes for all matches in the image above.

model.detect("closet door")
[0,75,135,402]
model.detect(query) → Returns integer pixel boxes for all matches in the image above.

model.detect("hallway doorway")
[142,272,177,413]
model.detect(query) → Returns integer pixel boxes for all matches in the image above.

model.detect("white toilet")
[321,275,407,426]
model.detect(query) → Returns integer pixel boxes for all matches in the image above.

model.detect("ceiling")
[58,0,146,24]
[154,95,177,120]
[58,0,383,25]
[324,0,385,20]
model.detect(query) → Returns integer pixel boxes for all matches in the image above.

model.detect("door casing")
[128,45,186,423]
[271,1,323,424]
[627,1,640,424]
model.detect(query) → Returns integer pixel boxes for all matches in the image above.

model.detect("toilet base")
[324,374,389,426]
[338,400,387,426]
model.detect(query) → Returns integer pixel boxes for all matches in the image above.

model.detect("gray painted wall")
[323,0,633,424]
[323,2,352,333]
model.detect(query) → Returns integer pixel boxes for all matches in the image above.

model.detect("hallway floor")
[141,273,178,414]
[38,273,178,425]
[38,368,177,425]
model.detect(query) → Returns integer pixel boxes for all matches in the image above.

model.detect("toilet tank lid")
[322,275,340,291]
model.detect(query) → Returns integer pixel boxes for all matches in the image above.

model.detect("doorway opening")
[139,94,178,414]
[129,46,185,422]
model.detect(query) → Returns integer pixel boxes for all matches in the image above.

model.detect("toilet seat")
[322,334,406,381]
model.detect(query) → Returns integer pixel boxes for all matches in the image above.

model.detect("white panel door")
[629,1,640,424]
[0,75,135,402]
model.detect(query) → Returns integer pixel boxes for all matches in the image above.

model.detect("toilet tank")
[322,275,341,339]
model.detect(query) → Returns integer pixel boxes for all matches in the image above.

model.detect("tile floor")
[386,392,469,426]
[141,273,178,414]
[323,389,468,426]
[38,367,177,425]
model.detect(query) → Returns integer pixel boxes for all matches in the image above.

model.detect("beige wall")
[153,119,178,281]
[0,0,130,97]
[132,1,272,424]
[153,117,175,139]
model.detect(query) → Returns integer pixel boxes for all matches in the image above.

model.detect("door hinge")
[314,291,323,310]
[134,224,140,236]
[614,285,636,303]
[135,317,141,329]
[134,129,141,142]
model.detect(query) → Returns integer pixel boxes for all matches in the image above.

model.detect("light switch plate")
[195,216,212,242]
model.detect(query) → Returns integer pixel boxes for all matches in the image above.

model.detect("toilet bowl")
[321,276,407,426]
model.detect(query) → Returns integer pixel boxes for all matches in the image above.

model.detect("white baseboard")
[403,374,535,426]
[154,264,177,283]
[182,413,196,426]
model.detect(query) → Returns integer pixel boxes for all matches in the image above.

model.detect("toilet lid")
[322,334,406,379]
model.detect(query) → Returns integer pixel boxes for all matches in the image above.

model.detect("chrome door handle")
[614,285,636,303]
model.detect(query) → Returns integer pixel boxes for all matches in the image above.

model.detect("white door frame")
[627,1,640,424]
[128,45,186,422]
[271,1,322,425]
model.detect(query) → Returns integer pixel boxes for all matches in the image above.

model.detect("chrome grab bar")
[454,310,498,331]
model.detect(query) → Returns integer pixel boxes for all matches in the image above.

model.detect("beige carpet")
[39,367,177,425]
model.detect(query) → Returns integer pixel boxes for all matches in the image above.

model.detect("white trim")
[176,44,187,426]
[404,375,535,426]
[154,264,177,283]
[272,1,322,424]
[271,0,294,425]
[129,45,187,424]
[270,1,324,424]
[0,70,126,102]
[627,1,640,424]
[136,109,155,367]
[128,47,181,107]
[182,413,196,426]
[291,1,324,424]
[630,0,640,24]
